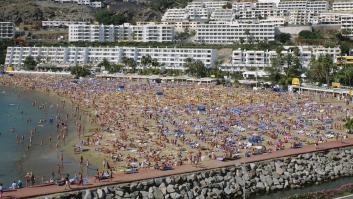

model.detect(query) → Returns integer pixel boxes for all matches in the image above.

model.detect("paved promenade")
[4,138,353,198]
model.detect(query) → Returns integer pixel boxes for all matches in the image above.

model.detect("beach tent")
[324,119,333,124]
[174,129,184,137]
[116,85,125,91]
[156,91,164,96]
[258,123,267,130]
[197,105,206,112]
[248,135,263,144]
[272,85,287,92]
[230,108,241,115]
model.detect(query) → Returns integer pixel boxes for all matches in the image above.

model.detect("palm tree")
[122,57,137,73]
[345,118,353,134]
[141,55,152,69]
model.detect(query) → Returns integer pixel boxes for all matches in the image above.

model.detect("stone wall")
[43,147,353,199]
[276,26,312,35]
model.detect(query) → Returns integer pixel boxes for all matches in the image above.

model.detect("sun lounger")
[160,166,174,171]
[124,168,138,174]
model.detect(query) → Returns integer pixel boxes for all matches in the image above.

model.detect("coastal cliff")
[42,146,353,199]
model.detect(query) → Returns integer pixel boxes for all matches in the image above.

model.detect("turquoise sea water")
[0,86,80,186]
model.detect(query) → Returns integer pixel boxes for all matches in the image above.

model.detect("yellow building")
[336,56,353,65]
[5,66,13,71]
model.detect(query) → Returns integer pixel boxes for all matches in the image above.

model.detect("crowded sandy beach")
[0,74,352,179]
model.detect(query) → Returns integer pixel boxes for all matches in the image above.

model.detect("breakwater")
[41,147,353,199]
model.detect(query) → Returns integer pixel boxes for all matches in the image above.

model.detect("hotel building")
[220,46,340,72]
[278,0,328,12]
[68,23,175,42]
[195,21,275,44]
[0,22,15,39]
[5,46,217,70]
[341,15,353,39]
[42,21,90,28]
[332,1,353,12]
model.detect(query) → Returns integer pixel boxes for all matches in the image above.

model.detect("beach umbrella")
[230,108,241,115]
[156,91,164,96]
[116,85,125,92]
[197,105,206,112]
[248,135,263,144]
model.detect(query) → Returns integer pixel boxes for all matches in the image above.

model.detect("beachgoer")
[0,183,3,198]
[30,172,35,186]
[11,181,17,189]
[79,172,83,186]
[64,176,71,190]
[25,173,31,187]
[86,160,89,175]
[95,169,100,182]
[17,180,23,188]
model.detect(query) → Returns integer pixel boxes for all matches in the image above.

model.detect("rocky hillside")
[0,0,94,24]
[0,0,164,25]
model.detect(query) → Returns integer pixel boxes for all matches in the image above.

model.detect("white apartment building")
[68,23,175,43]
[237,17,285,27]
[314,12,342,25]
[52,0,102,8]
[259,17,286,27]
[168,21,199,32]
[137,21,199,32]
[306,1,328,11]
[185,1,228,11]
[278,0,328,12]
[162,1,229,22]
[256,2,277,10]
[210,9,235,21]
[188,8,210,21]
[162,1,285,23]
[161,9,189,22]
[221,45,340,72]
[232,2,256,12]
[89,1,101,8]
[232,1,287,19]
[341,15,353,39]
[232,2,277,11]
[0,22,15,39]
[5,46,217,70]
[332,1,353,12]
[195,21,275,44]
[42,21,89,28]
[235,9,287,19]
[288,10,317,25]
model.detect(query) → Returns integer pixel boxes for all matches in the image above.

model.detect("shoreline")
[26,86,104,170]
[0,83,102,179]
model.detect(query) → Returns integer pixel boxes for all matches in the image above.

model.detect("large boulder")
[166,185,175,193]
[83,190,93,199]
